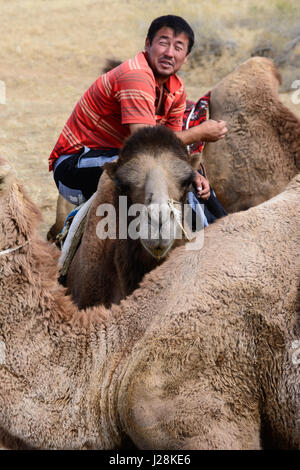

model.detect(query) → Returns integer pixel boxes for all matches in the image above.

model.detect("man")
[49,15,227,206]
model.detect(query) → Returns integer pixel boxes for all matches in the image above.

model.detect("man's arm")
[175,119,228,145]
[130,120,228,142]
[175,120,228,199]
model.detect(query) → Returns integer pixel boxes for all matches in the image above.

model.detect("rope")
[185,105,195,154]
[0,240,29,257]
[168,199,194,242]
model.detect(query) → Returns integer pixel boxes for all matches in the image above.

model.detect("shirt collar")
[138,51,183,95]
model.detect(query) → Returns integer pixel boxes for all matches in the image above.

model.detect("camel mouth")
[140,239,174,260]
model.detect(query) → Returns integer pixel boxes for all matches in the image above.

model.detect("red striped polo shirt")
[48,51,186,171]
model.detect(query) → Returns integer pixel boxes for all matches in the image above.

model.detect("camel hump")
[284,173,300,191]
[236,56,282,84]
[0,158,16,195]
[102,58,122,74]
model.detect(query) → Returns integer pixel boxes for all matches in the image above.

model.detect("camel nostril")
[146,193,153,205]
[159,211,163,227]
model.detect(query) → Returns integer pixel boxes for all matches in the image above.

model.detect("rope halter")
[0,240,29,257]
[168,199,194,242]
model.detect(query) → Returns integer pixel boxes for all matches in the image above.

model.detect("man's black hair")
[147,15,194,55]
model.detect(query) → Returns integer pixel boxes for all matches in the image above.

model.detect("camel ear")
[0,158,16,196]
[103,160,118,180]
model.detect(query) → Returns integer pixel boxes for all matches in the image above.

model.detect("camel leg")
[47,194,74,242]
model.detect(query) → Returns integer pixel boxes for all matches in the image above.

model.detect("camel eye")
[114,176,130,194]
[181,172,194,188]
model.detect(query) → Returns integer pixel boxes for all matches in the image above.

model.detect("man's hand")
[176,119,228,145]
[194,172,210,200]
[196,119,228,142]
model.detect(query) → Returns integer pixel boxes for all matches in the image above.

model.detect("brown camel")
[0,157,299,450]
[203,56,300,212]
[66,126,199,308]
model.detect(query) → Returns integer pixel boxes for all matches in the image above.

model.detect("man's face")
[145,27,190,83]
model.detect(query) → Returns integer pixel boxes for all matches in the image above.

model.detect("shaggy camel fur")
[0,157,299,450]
[66,126,197,308]
[203,56,300,212]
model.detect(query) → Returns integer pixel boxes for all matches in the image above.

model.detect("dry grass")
[0,0,299,236]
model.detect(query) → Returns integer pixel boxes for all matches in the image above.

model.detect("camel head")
[0,158,16,247]
[0,157,41,254]
[105,126,196,259]
[0,157,16,197]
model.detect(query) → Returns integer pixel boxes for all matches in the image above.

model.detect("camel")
[66,126,200,308]
[203,56,300,212]
[0,157,299,450]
